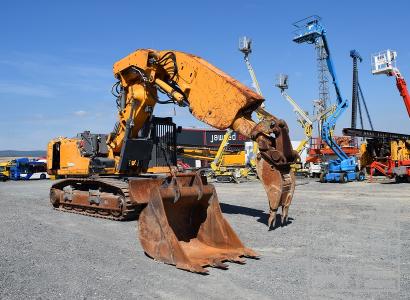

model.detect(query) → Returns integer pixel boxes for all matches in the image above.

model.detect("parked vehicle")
[0,161,11,180]
[9,158,49,180]
[306,162,323,178]
[0,173,8,182]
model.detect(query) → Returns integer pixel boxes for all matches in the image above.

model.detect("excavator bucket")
[134,173,258,273]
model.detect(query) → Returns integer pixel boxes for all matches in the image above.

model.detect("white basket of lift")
[371,49,397,75]
[239,36,252,54]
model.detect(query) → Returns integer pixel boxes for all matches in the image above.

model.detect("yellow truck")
[0,161,11,181]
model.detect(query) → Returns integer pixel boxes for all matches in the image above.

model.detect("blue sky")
[1,0,409,150]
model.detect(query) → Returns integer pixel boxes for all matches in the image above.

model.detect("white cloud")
[0,55,111,97]
[0,82,54,98]
[0,56,110,79]
[67,65,111,79]
[74,110,87,117]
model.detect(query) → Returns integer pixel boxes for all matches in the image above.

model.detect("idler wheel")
[111,196,125,218]
[50,189,60,208]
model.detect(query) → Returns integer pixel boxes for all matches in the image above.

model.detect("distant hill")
[0,150,46,157]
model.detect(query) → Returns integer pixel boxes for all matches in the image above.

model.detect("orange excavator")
[47,49,298,273]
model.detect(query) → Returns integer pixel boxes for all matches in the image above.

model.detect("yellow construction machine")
[47,49,298,273]
[0,160,11,181]
[178,129,255,183]
[359,138,410,168]
[209,129,254,182]
[275,74,335,171]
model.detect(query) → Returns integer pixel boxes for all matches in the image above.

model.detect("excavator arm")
[113,49,298,227]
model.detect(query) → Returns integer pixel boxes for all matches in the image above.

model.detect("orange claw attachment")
[232,115,298,230]
[136,172,258,273]
[256,158,295,229]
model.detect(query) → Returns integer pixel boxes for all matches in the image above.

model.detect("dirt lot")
[0,178,409,299]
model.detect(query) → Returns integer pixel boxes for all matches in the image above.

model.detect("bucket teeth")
[136,172,258,273]
[210,260,229,269]
[243,248,259,258]
[228,256,246,264]
[176,263,208,274]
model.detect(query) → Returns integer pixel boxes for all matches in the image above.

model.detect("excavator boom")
[113,50,264,129]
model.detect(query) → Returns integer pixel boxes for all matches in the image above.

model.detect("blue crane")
[293,16,364,183]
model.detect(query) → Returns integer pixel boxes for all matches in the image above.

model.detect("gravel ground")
[0,178,409,299]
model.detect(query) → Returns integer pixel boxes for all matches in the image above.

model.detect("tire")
[395,176,403,183]
[319,172,327,183]
[339,173,347,184]
[40,173,46,180]
[49,188,60,208]
[357,172,365,182]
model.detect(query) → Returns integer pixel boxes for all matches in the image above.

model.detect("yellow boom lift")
[209,129,254,182]
[177,131,252,183]
[275,74,335,171]
[276,74,313,157]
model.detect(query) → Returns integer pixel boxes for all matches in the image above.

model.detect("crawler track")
[50,177,143,221]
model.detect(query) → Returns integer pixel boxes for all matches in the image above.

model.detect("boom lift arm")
[282,94,313,155]
[395,74,410,117]
[276,74,335,160]
[293,16,359,182]
[239,37,264,96]
[315,32,351,161]
[275,74,313,155]
[238,37,272,122]
[210,129,233,171]
[371,50,410,117]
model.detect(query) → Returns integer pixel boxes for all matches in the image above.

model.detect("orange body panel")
[114,50,264,130]
[47,138,90,176]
